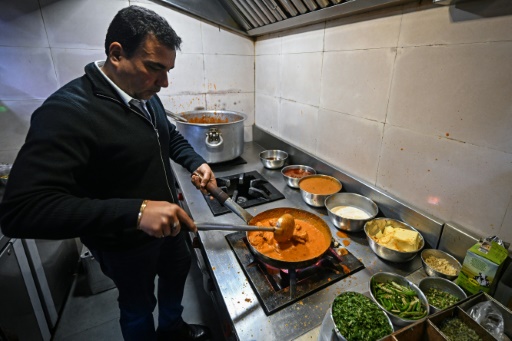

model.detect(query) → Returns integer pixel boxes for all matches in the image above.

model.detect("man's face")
[114,34,176,100]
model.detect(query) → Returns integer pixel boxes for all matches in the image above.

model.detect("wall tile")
[316,109,384,184]
[52,48,106,87]
[206,93,254,126]
[0,47,59,100]
[499,198,512,243]
[325,6,402,51]
[159,94,206,114]
[0,0,48,47]
[320,49,395,122]
[255,55,281,97]
[399,0,512,47]
[0,100,42,157]
[255,94,279,135]
[204,55,254,93]
[159,53,205,96]
[281,23,324,54]
[41,0,128,49]
[387,42,512,153]
[202,22,253,55]
[280,52,322,106]
[255,33,281,55]
[138,2,203,54]
[278,100,318,154]
[377,125,512,238]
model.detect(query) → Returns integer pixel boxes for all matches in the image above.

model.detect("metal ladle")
[195,214,294,243]
[192,172,295,242]
[165,109,188,123]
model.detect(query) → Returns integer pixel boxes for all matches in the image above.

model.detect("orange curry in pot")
[247,217,330,261]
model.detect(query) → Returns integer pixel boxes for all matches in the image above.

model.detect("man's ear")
[107,42,124,64]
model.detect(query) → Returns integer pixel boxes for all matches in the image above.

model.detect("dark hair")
[105,5,182,57]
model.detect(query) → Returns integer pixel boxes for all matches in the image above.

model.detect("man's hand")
[191,163,217,194]
[138,201,197,237]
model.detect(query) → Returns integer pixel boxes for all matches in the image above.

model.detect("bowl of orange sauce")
[298,174,342,207]
[281,165,316,188]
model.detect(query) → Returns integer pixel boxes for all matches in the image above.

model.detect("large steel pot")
[175,110,246,163]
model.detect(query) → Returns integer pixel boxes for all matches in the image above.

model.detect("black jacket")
[0,62,206,251]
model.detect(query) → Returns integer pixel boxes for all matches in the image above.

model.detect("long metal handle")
[195,172,255,223]
[195,222,275,232]
[164,109,188,122]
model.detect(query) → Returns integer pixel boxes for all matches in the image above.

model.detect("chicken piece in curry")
[247,217,329,261]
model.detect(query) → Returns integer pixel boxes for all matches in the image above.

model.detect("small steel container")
[281,165,316,188]
[421,249,462,280]
[259,150,288,169]
[325,193,378,232]
[370,272,429,327]
[298,174,342,207]
[364,218,424,263]
[419,277,467,314]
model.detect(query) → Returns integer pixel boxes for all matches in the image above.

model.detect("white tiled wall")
[0,0,255,162]
[255,0,512,242]
[2,0,511,244]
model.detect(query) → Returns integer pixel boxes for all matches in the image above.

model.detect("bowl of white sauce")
[325,193,379,232]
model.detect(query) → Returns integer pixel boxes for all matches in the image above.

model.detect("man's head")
[105,5,181,58]
[103,6,182,100]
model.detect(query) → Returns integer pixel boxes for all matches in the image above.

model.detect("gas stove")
[203,170,285,216]
[226,232,365,315]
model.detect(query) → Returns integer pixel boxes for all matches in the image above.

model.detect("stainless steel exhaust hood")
[158,0,417,37]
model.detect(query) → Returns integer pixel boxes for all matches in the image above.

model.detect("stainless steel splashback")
[158,0,417,37]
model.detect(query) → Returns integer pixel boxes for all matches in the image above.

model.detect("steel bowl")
[325,193,379,232]
[298,174,342,207]
[418,277,467,314]
[259,150,288,169]
[330,291,394,341]
[364,218,424,263]
[281,165,316,188]
[421,249,462,280]
[370,272,429,327]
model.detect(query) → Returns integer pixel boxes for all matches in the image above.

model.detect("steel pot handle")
[205,128,223,148]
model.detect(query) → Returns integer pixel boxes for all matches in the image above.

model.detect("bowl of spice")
[330,291,393,341]
[369,272,429,327]
[325,193,379,232]
[298,174,342,207]
[419,277,467,314]
[281,165,316,188]
[421,249,462,280]
[259,150,288,169]
[438,315,485,341]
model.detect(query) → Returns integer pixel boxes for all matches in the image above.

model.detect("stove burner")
[203,171,285,216]
[226,232,365,315]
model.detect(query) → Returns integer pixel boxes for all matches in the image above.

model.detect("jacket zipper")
[95,93,176,202]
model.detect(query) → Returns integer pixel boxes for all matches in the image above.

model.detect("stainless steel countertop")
[171,141,424,341]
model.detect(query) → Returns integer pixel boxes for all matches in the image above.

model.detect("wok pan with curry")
[203,180,333,270]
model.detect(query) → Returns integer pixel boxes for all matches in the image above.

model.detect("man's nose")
[157,72,168,88]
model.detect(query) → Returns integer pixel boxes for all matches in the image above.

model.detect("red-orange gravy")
[247,218,329,261]
[283,168,313,179]
[186,115,229,124]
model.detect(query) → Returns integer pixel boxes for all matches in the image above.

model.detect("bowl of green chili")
[330,291,393,341]
[419,277,467,314]
[369,272,429,327]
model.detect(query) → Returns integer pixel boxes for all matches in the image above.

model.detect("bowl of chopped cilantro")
[419,277,467,313]
[330,291,393,341]
[370,272,429,327]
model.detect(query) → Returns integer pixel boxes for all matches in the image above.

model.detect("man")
[0,6,214,341]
